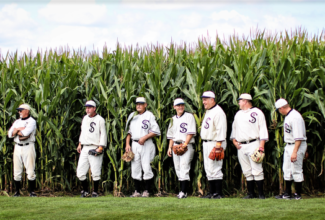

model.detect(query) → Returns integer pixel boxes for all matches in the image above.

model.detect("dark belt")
[287,142,295,145]
[239,139,257,145]
[175,141,183,145]
[202,140,216,142]
[17,143,29,146]
[132,140,139,142]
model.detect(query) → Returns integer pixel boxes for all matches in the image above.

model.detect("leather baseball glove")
[208,147,216,160]
[88,148,103,156]
[251,147,265,163]
[173,144,188,156]
[215,147,224,161]
[122,151,135,162]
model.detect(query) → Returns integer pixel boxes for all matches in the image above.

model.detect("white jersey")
[167,112,196,143]
[8,116,36,143]
[127,110,161,140]
[79,114,107,147]
[200,104,227,142]
[283,109,307,143]
[230,107,269,142]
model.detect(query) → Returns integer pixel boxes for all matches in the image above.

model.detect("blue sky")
[0,0,324,54]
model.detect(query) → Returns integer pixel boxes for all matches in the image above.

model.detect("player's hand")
[215,147,223,153]
[259,147,264,152]
[125,144,131,153]
[138,137,146,145]
[96,147,103,153]
[167,148,172,157]
[77,144,82,153]
[233,140,241,150]
[304,151,309,161]
[291,152,297,162]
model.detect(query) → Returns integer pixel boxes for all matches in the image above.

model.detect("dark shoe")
[275,193,291,199]
[201,193,213,199]
[243,193,255,199]
[211,193,224,199]
[13,192,20,197]
[294,193,302,200]
[80,190,89,198]
[92,192,98,198]
[29,192,37,197]
[259,194,265,199]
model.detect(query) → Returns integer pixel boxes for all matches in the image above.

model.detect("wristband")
[183,143,188,147]
[216,142,222,147]
[99,146,103,150]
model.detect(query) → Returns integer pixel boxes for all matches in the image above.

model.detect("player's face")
[238,99,246,110]
[86,106,96,116]
[278,107,285,116]
[174,104,185,115]
[136,103,147,113]
[202,98,215,109]
[18,109,29,118]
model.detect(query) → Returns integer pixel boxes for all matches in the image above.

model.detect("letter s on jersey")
[89,122,96,133]
[180,123,188,133]
[204,117,211,129]
[285,123,291,133]
[249,112,257,123]
[142,120,150,129]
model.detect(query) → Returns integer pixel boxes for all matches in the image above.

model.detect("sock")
[28,180,35,193]
[81,180,88,192]
[247,180,255,195]
[285,180,293,195]
[255,180,264,196]
[144,178,152,192]
[93,181,99,193]
[14,181,21,193]
[295,182,302,195]
[216,180,223,195]
[134,179,141,192]
[181,181,189,194]
[209,180,216,194]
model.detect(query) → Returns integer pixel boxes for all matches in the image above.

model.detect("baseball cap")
[174,98,185,106]
[85,100,96,107]
[201,91,215,98]
[275,98,288,110]
[16,104,31,111]
[136,97,146,104]
[237,93,252,100]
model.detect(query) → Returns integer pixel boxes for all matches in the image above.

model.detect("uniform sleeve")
[187,114,197,135]
[149,113,161,136]
[126,112,134,135]
[213,110,227,142]
[166,120,174,140]
[79,117,85,143]
[230,120,236,140]
[292,117,306,140]
[99,117,108,147]
[20,119,36,137]
[8,120,17,138]
[258,111,269,141]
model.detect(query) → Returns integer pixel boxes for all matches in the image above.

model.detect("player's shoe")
[293,193,302,200]
[201,192,213,199]
[80,190,89,198]
[178,191,187,199]
[211,193,224,199]
[130,190,141,197]
[29,192,37,197]
[92,192,99,198]
[243,193,255,199]
[141,190,150,197]
[275,192,291,199]
[13,192,21,197]
[258,194,265,199]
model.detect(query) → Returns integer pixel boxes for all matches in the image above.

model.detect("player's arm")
[291,140,302,162]
[214,113,227,149]
[167,121,174,157]
[258,112,269,151]
[167,139,174,157]
[230,117,241,150]
[97,118,107,153]
[291,117,305,162]
[125,134,132,152]
[18,120,36,137]
[138,132,157,145]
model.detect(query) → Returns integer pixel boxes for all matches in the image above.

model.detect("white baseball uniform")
[77,114,107,181]
[283,109,307,182]
[127,110,161,181]
[167,112,196,181]
[230,107,268,181]
[8,116,37,181]
[200,104,227,180]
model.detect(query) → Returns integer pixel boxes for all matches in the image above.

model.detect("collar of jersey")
[286,109,293,116]
[21,115,31,120]
[88,113,97,118]
[207,103,218,110]
[176,111,185,118]
[138,110,147,115]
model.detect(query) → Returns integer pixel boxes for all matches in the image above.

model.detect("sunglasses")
[18,109,24,113]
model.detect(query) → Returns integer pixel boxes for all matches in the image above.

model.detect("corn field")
[1,30,325,196]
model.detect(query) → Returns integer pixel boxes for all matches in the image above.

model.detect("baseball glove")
[251,147,265,163]
[122,151,135,162]
[88,148,103,156]
[215,147,224,161]
[208,147,216,160]
[173,144,188,156]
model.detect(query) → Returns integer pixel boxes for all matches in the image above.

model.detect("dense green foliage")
[1,30,325,195]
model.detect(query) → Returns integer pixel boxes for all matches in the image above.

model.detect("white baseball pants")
[77,145,103,181]
[237,140,264,181]
[283,141,307,182]
[131,139,156,181]
[203,141,226,180]
[172,143,194,181]
[13,143,36,181]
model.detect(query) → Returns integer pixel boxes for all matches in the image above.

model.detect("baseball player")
[76,100,107,198]
[230,93,268,199]
[200,91,227,199]
[274,98,307,200]
[8,104,37,197]
[125,97,161,197]
[167,98,196,199]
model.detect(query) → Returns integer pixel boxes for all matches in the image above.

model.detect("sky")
[0,0,324,55]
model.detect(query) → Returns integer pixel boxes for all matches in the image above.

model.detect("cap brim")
[16,108,25,110]
[201,96,214,98]
[237,98,243,100]
[136,102,146,104]
[175,103,185,106]
[84,104,95,107]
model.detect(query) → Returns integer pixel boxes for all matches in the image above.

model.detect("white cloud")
[180,13,202,28]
